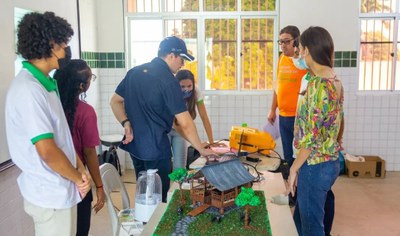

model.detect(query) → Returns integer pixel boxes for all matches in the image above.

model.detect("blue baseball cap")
[158,36,195,61]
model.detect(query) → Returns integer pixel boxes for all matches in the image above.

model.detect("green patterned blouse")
[294,75,344,165]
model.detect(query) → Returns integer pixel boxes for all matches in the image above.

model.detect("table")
[141,170,298,236]
[189,153,282,172]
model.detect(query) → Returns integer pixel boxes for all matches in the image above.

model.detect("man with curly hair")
[5,12,91,236]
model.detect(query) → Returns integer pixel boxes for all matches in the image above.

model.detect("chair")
[99,163,143,236]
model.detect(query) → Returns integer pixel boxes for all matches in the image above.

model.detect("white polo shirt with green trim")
[195,87,204,104]
[5,61,81,209]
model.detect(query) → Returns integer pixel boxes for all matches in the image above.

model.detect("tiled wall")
[279,51,358,68]
[334,51,357,68]
[91,51,400,171]
[81,51,125,68]
[0,167,34,235]
[336,67,400,171]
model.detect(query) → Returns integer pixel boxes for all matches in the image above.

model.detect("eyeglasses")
[90,74,97,82]
[174,54,184,64]
[277,38,294,45]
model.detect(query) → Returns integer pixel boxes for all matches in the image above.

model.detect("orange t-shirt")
[276,54,307,117]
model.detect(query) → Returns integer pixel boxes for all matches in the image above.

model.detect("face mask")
[57,46,72,69]
[292,55,308,70]
[182,90,193,99]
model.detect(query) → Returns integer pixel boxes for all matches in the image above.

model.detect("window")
[125,0,277,91]
[14,8,32,76]
[359,0,400,90]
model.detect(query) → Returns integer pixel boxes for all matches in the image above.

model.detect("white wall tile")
[96,67,400,170]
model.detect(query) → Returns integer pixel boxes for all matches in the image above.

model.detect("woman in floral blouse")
[288,26,344,236]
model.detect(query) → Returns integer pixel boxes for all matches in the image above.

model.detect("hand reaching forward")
[199,148,217,158]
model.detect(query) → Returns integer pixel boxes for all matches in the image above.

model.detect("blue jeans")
[168,129,188,170]
[293,159,340,236]
[279,115,295,167]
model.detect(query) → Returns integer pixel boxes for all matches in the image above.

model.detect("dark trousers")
[279,115,295,167]
[130,154,171,203]
[76,190,93,236]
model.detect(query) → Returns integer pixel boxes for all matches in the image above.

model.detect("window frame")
[124,0,279,94]
[358,0,400,91]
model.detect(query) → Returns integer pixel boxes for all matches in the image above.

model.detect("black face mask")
[58,46,72,69]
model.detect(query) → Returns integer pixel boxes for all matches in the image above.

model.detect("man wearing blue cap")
[110,36,215,202]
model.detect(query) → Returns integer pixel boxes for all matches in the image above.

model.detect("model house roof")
[200,158,254,191]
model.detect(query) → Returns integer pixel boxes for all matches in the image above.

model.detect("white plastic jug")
[134,169,162,222]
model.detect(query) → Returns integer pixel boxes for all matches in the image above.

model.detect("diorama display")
[154,159,272,236]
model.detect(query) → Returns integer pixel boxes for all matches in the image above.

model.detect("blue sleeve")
[115,72,129,98]
[162,80,187,115]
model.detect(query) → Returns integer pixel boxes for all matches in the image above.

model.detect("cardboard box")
[345,155,386,178]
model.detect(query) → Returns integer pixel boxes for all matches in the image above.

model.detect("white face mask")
[292,55,308,70]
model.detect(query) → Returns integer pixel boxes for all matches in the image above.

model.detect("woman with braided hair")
[55,59,105,236]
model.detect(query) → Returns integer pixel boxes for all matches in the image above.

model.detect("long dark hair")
[300,26,334,68]
[54,59,91,132]
[176,69,197,120]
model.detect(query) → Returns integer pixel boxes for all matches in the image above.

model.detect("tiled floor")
[90,170,400,236]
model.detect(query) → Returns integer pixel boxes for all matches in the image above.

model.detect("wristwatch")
[121,118,130,127]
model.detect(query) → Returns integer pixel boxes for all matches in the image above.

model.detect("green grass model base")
[154,190,272,236]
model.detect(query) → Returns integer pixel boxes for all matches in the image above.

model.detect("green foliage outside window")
[179,0,276,91]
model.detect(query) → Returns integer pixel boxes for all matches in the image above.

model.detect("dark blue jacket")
[116,57,187,160]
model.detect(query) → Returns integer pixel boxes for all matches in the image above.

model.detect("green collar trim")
[305,72,311,81]
[22,61,59,96]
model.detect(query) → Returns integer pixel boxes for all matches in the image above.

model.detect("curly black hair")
[54,59,91,132]
[17,11,74,60]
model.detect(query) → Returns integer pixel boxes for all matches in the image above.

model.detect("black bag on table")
[186,145,200,169]
[98,146,122,176]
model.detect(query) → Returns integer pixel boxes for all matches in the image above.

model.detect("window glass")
[242,0,275,11]
[129,20,162,67]
[360,0,396,13]
[241,18,274,90]
[127,0,160,13]
[14,8,32,76]
[166,0,199,12]
[126,0,278,91]
[359,0,400,90]
[204,0,236,11]
[205,19,237,90]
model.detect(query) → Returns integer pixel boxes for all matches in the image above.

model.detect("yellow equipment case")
[229,126,276,155]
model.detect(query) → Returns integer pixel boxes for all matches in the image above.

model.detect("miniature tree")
[168,168,188,205]
[235,187,261,229]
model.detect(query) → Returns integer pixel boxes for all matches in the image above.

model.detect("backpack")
[99,146,122,176]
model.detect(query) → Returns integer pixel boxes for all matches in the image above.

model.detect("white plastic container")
[134,169,162,222]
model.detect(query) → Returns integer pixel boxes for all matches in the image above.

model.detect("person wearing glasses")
[54,59,105,236]
[110,36,215,202]
[5,12,91,235]
[267,25,307,170]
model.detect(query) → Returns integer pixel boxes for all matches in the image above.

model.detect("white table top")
[141,171,298,236]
